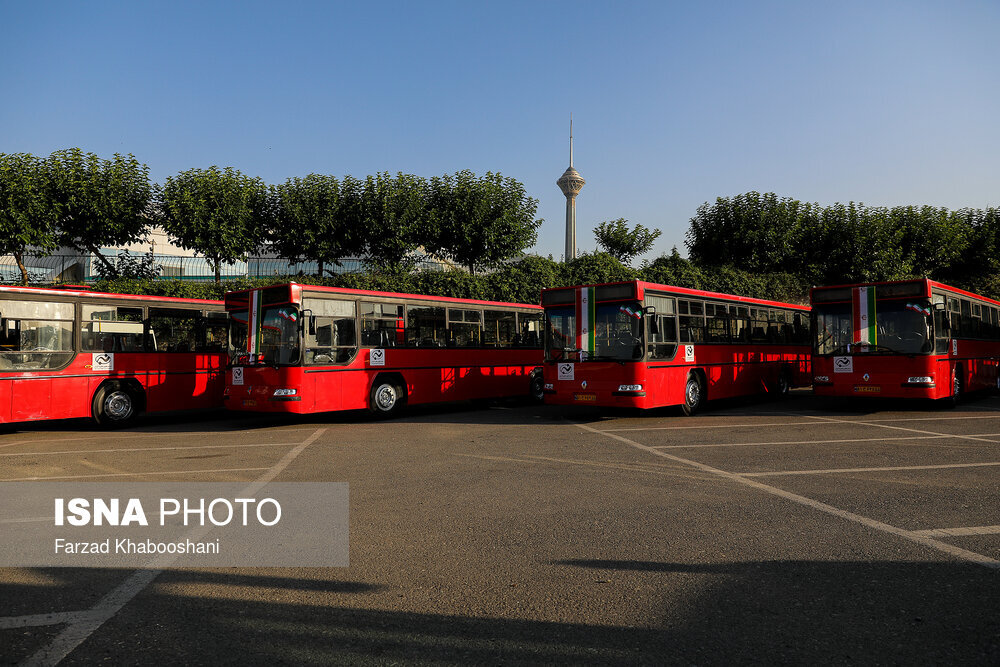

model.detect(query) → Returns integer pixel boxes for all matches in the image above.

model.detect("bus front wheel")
[369,379,405,418]
[92,383,139,428]
[681,373,704,416]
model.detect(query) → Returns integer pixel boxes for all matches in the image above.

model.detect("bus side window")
[148,308,201,353]
[484,310,517,347]
[447,308,482,348]
[517,313,543,348]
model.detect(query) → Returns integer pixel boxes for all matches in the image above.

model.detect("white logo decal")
[834,356,853,374]
[953,339,958,356]
[232,367,244,386]
[370,349,385,366]
[684,345,694,362]
[558,363,574,381]
[92,353,114,372]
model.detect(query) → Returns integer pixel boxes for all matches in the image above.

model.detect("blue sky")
[2,1,998,264]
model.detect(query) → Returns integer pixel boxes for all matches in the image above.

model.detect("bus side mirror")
[644,306,656,315]
[648,317,660,336]
[933,302,946,311]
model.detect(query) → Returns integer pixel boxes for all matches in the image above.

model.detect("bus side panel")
[310,369,343,412]
[0,379,10,422]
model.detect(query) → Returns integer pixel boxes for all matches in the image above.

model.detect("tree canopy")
[426,170,542,274]
[271,174,366,277]
[158,166,273,282]
[592,217,661,265]
[0,152,60,285]
[47,148,153,277]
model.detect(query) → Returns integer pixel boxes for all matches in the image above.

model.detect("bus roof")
[224,282,541,311]
[0,284,224,306]
[541,280,809,311]
[810,278,1000,308]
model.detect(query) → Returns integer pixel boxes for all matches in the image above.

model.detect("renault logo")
[581,380,588,389]
[863,373,870,382]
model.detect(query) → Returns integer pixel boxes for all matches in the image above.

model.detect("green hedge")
[85,253,812,305]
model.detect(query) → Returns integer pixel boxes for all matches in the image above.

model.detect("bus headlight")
[272,388,298,397]
[906,377,933,384]
[617,384,643,392]
[543,383,554,391]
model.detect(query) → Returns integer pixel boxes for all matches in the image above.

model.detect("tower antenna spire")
[569,113,574,167]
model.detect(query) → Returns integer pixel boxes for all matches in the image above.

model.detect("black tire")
[92,383,139,428]
[681,373,704,416]
[369,379,404,418]
[529,373,545,403]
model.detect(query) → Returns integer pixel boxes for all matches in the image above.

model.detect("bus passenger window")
[484,310,517,347]
[447,309,482,347]
[82,305,144,352]
[406,305,446,347]
[0,301,75,370]
[148,308,201,353]
[517,313,543,348]
[304,298,356,364]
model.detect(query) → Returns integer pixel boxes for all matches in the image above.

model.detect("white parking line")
[601,413,1000,433]
[0,467,271,482]
[16,427,328,666]
[651,435,955,449]
[575,421,1000,570]
[0,442,302,458]
[913,525,1000,538]
[806,414,1000,445]
[740,461,1000,477]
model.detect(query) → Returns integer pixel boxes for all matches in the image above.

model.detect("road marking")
[574,421,1000,570]
[18,427,328,666]
[0,441,302,458]
[650,435,959,449]
[0,467,271,482]
[600,413,1000,432]
[804,414,1000,445]
[0,610,105,630]
[913,525,1000,538]
[740,460,1000,477]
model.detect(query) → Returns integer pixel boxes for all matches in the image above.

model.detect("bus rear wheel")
[92,383,139,428]
[681,373,704,416]
[369,379,405,418]
[529,372,545,403]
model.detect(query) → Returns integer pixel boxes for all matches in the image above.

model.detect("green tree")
[593,217,662,265]
[158,166,272,282]
[361,172,428,273]
[563,252,637,286]
[271,174,365,277]
[47,148,153,277]
[426,171,542,274]
[0,153,60,285]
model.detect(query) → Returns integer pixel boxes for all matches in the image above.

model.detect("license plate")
[574,393,597,402]
[853,386,880,393]
[243,399,257,407]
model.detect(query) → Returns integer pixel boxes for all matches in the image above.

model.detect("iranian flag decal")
[852,286,877,345]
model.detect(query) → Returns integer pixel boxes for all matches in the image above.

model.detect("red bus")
[541,281,811,413]
[811,278,1000,402]
[223,283,544,417]
[0,285,228,427]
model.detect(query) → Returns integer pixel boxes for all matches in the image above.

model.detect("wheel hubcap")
[687,382,700,406]
[105,391,133,420]
[375,385,397,411]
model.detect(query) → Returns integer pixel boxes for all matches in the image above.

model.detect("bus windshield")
[229,306,301,365]
[814,298,933,356]
[546,301,644,362]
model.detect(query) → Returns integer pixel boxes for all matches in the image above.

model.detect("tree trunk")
[213,258,221,283]
[14,251,28,286]
[87,243,118,278]
[317,260,325,278]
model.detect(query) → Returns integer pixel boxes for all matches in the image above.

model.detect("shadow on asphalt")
[5,559,999,664]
